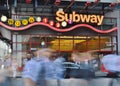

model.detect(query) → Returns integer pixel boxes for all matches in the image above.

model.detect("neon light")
[0,22,118,34]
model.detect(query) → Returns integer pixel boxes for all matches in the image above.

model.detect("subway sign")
[56,10,104,25]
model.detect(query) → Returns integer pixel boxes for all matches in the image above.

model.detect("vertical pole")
[117,10,120,55]
[72,35,74,51]
[59,35,60,52]
[14,0,17,7]
[35,0,38,8]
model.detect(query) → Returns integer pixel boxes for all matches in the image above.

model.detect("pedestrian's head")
[71,51,80,62]
[35,48,56,60]
[71,51,95,62]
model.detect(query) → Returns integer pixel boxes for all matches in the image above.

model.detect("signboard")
[56,10,104,25]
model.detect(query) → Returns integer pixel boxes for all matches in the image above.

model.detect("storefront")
[11,23,117,54]
[0,16,117,54]
[0,0,119,66]
[0,14,118,52]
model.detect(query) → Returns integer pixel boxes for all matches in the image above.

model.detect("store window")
[12,34,118,66]
[12,34,118,53]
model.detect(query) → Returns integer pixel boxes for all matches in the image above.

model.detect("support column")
[117,10,120,55]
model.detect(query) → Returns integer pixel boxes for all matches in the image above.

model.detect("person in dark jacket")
[69,51,96,79]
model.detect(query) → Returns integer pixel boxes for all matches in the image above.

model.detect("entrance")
[12,34,118,54]
[12,34,118,66]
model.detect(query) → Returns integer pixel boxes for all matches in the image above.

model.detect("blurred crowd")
[0,48,120,86]
[0,54,18,84]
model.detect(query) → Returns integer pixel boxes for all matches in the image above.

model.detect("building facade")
[0,0,120,66]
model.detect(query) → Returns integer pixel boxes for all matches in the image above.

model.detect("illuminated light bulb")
[61,21,67,27]
[43,18,48,23]
[68,19,73,24]
[1,15,7,22]
[36,17,41,22]
[49,21,54,26]
[55,0,61,5]
[85,2,91,6]
[41,41,45,46]
[56,22,60,28]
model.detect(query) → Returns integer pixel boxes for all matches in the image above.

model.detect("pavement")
[1,71,120,86]
[7,78,120,86]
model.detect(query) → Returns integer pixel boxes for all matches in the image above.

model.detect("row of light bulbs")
[0,15,72,28]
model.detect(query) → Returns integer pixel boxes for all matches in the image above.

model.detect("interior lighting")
[41,41,45,46]
[56,36,91,39]
[9,48,12,53]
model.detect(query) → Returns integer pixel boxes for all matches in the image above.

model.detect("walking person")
[22,48,63,86]
[69,50,97,79]
[0,54,19,86]
[101,54,120,77]
[53,53,66,79]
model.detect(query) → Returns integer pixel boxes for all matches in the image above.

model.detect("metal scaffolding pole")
[117,9,120,55]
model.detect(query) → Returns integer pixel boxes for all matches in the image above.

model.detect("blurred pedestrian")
[0,54,19,85]
[0,68,12,85]
[2,54,12,69]
[54,53,66,79]
[69,50,96,79]
[22,48,60,86]
[11,58,18,78]
[101,54,120,77]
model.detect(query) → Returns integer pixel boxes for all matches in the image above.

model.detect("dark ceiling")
[0,0,117,18]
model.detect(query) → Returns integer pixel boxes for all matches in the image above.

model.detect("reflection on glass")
[17,44,22,51]
[22,35,30,42]
[22,43,29,51]
[13,35,16,42]
[17,35,22,42]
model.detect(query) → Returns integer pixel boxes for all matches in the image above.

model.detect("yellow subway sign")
[56,11,104,25]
